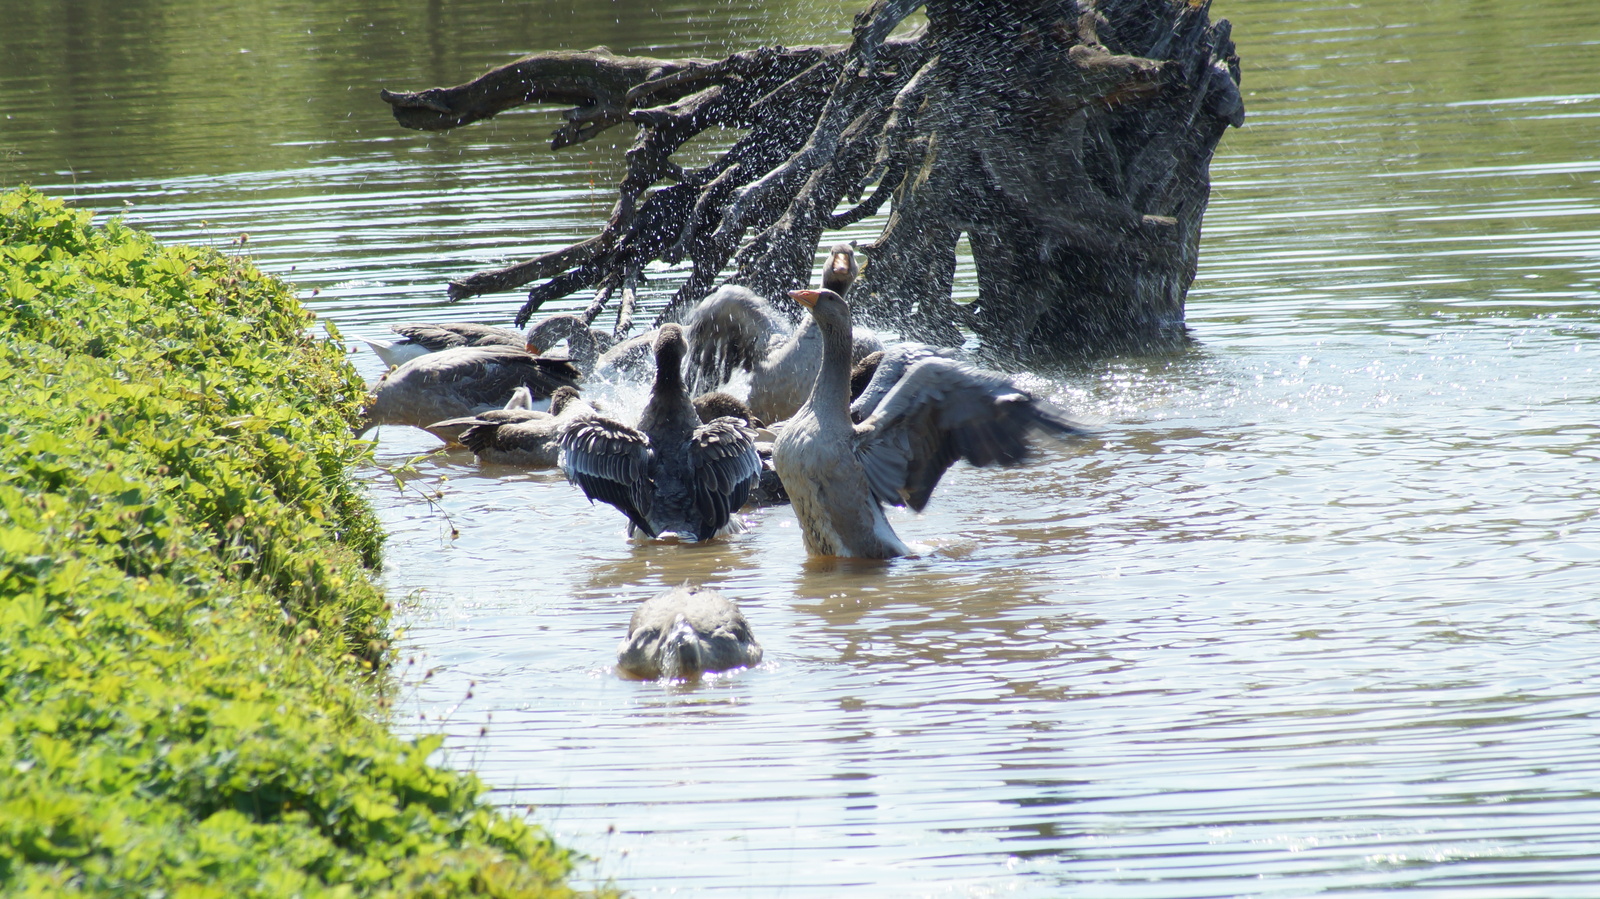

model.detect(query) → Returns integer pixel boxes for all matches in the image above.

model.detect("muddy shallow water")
[5,0,1600,895]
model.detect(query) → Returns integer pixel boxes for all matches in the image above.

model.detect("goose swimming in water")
[616,583,764,680]
[558,325,762,542]
[771,288,1092,559]
[424,384,541,444]
[684,244,882,423]
[444,386,596,468]
[357,345,581,436]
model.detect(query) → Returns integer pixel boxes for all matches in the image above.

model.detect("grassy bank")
[0,188,601,898]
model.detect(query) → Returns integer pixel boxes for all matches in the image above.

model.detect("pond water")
[5,0,1600,895]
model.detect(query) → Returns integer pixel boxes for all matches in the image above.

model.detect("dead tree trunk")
[381,0,1242,360]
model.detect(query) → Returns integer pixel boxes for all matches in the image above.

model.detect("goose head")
[788,288,850,336]
[547,385,583,415]
[820,243,859,294]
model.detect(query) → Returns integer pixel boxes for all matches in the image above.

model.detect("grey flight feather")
[690,416,763,528]
[683,285,789,392]
[853,357,1093,512]
[849,341,965,422]
[558,414,657,536]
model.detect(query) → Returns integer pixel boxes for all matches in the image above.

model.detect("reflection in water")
[5,0,1600,894]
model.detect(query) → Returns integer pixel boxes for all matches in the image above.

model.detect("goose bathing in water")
[358,345,581,436]
[424,384,540,444]
[443,386,595,468]
[616,583,763,680]
[684,243,882,422]
[772,288,1092,559]
[558,324,762,542]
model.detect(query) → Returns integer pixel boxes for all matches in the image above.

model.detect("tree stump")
[381,0,1242,360]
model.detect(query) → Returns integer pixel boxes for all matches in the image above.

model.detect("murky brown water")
[6,0,1600,895]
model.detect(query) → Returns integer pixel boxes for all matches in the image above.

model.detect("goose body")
[558,325,762,541]
[359,345,581,435]
[424,385,542,444]
[449,386,594,468]
[616,583,763,680]
[772,289,1091,559]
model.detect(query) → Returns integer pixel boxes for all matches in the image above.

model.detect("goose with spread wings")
[684,243,882,423]
[771,288,1093,559]
[558,325,762,542]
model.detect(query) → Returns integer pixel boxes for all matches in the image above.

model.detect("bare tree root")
[382,0,1243,358]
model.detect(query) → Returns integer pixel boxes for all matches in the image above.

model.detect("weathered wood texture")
[381,0,1242,357]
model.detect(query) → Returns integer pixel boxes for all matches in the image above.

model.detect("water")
[5,0,1600,895]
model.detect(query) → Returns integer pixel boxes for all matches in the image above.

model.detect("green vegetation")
[0,188,602,898]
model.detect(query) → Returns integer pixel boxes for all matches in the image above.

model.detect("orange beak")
[526,341,543,354]
[789,289,820,308]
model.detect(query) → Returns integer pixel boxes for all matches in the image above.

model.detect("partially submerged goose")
[616,583,763,680]
[358,345,581,435]
[424,385,541,444]
[452,386,594,468]
[685,244,882,423]
[771,288,1091,559]
[558,325,762,541]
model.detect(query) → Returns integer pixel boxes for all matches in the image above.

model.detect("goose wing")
[687,416,763,540]
[683,285,791,393]
[849,342,966,422]
[391,322,525,351]
[853,357,1092,512]
[559,413,657,537]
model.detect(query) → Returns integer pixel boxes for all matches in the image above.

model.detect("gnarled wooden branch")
[382,0,1243,359]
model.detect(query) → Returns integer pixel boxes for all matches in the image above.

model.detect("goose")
[771,288,1092,559]
[358,345,581,436]
[443,386,597,468]
[424,384,542,444]
[360,321,526,368]
[685,243,883,423]
[616,583,763,680]
[558,324,762,541]
[523,313,616,373]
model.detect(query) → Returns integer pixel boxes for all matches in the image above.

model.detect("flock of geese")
[357,245,1091,679]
